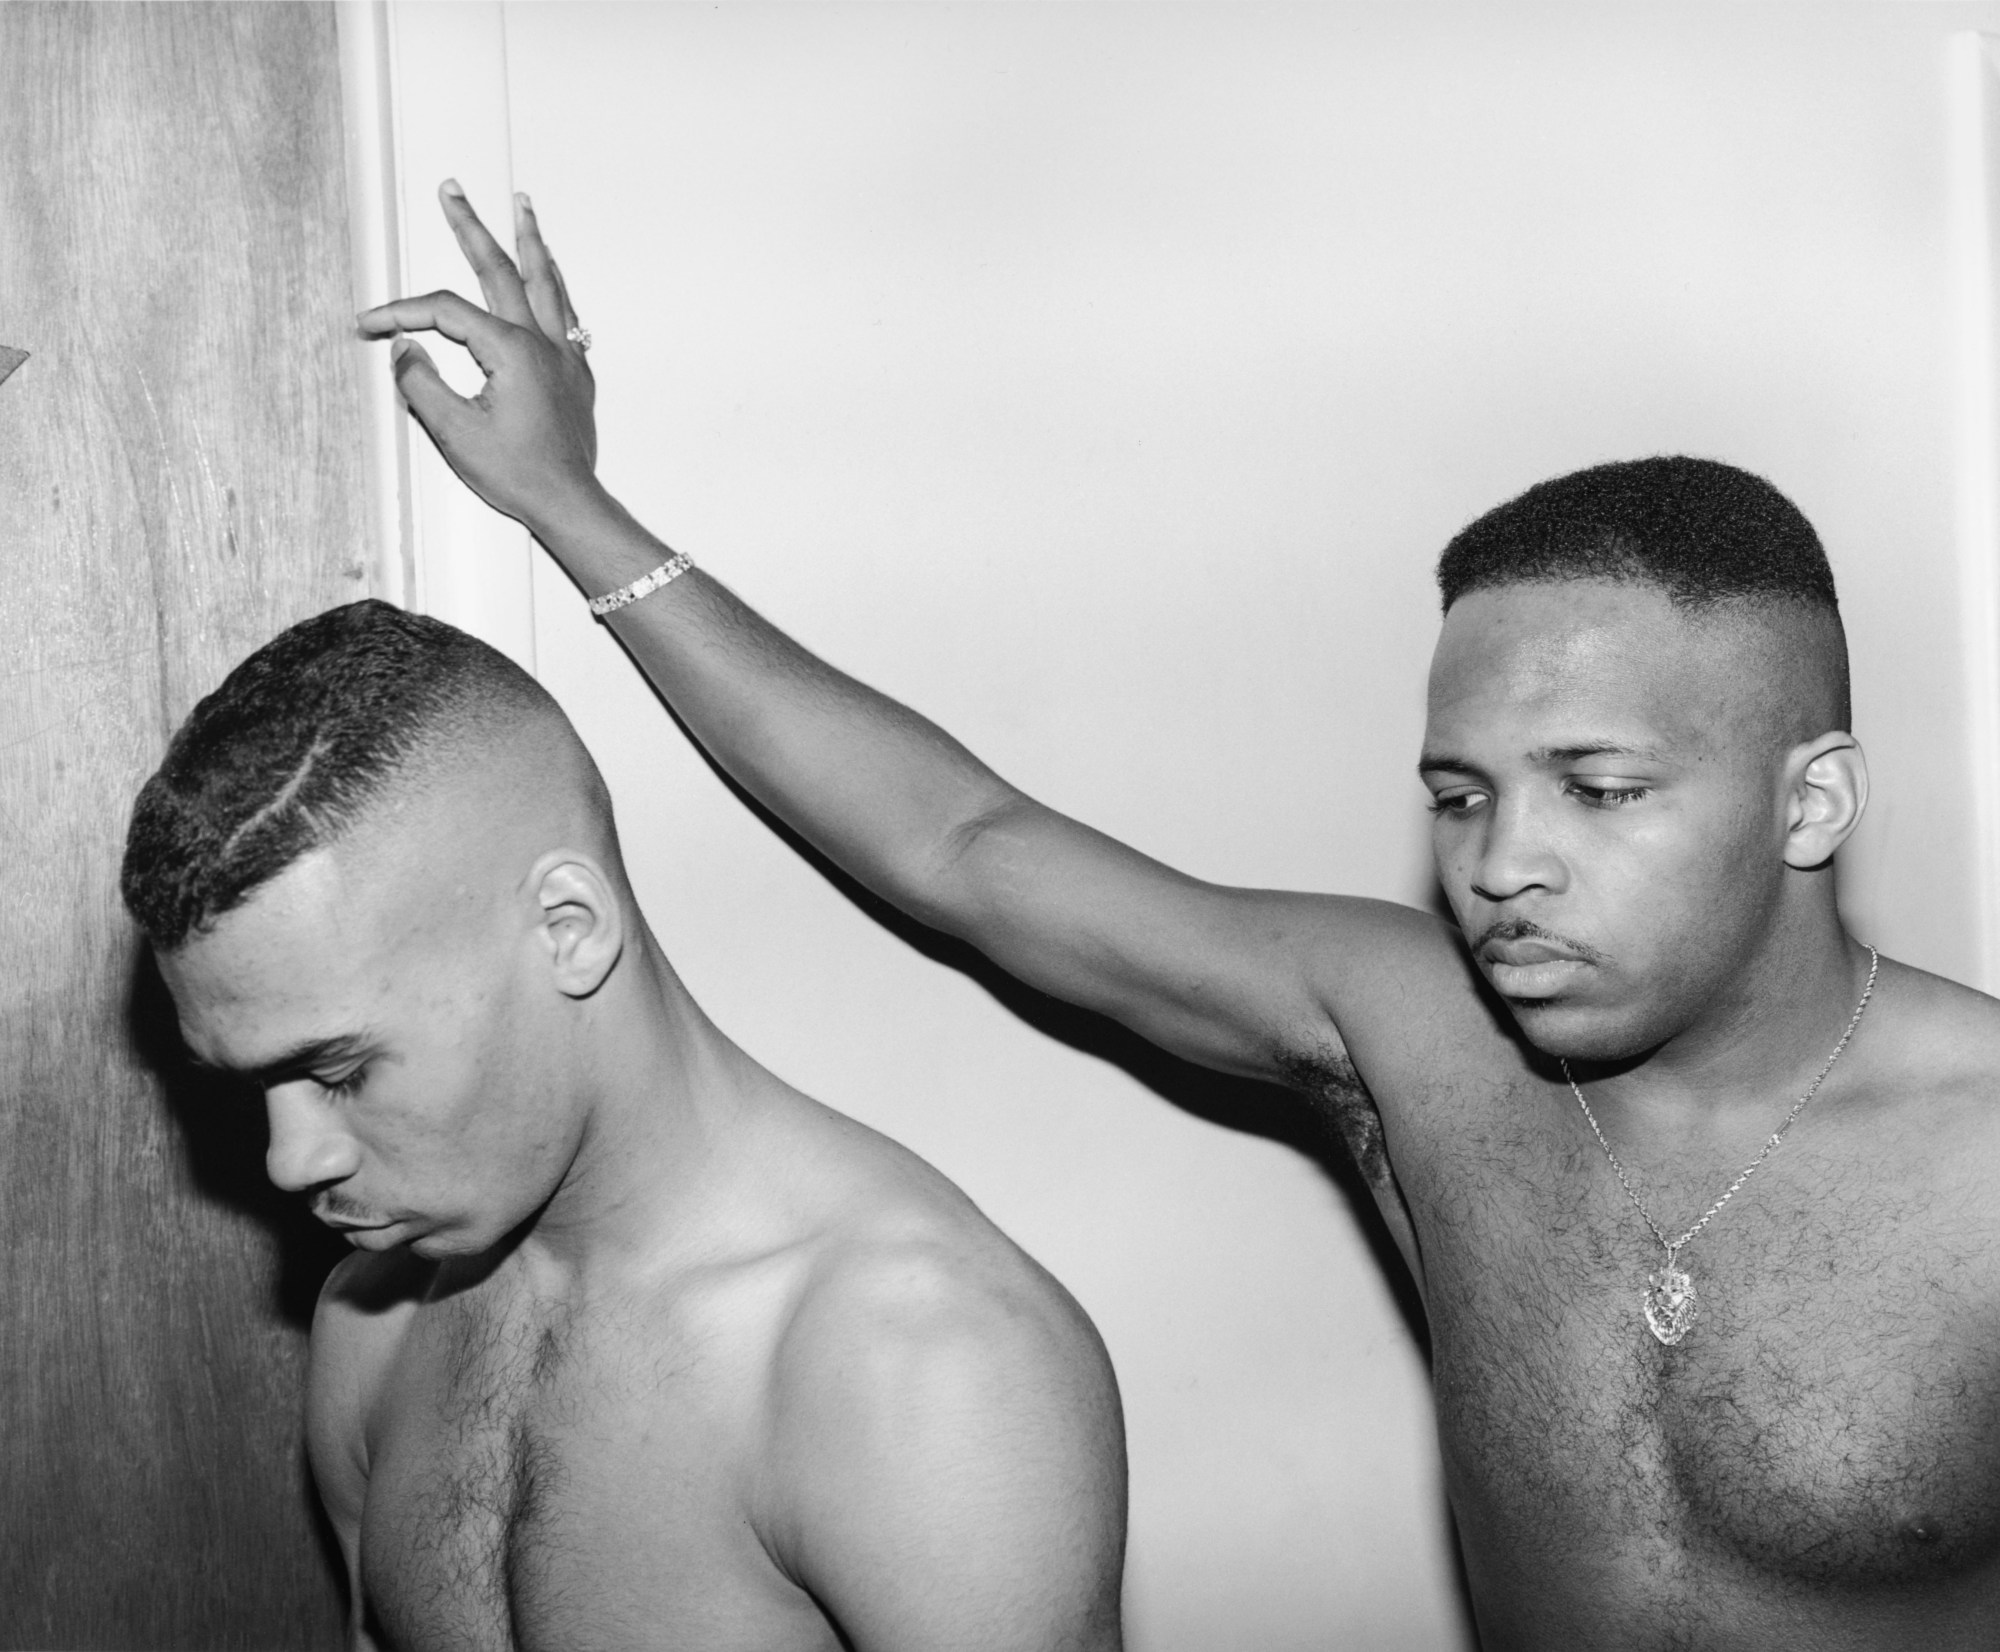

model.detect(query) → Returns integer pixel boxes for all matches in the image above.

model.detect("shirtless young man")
[118,603,1126,1650]
[363,185,2000,1647]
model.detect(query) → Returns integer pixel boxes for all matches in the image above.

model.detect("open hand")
[358,182,601,532]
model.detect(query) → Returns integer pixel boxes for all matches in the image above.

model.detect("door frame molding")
[1951,30,2000,994]
[336,0,538,674]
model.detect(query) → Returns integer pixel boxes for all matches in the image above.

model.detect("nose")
[1467,793,1567,905]
[264,1084,360,1195]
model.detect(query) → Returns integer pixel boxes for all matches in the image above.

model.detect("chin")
[1502,995,1663,1065]
[405,1213,530,1262]
[401,1223,483,1260]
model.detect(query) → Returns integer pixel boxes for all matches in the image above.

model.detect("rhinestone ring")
[565,324,592,351]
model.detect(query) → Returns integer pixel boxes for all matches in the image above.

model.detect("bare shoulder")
[1272,893,1506,1060]
[311,1245,434,1391]
[749,1116,1125,1648]
[306,1247,436,1535]
[1870,952,2000,1099]
[1268,893,1534,1112]
[765,1150,1122,1493]
[771,1191,1119,1442]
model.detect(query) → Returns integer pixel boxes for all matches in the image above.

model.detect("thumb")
[389,337,474,438]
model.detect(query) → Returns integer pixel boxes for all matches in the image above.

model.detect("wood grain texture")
[0,4,375,1644]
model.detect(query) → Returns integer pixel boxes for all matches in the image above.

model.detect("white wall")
[367,6,2000,1646]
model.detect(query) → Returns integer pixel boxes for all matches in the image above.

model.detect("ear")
[529,853,625,998]
[1781,732,1869,870]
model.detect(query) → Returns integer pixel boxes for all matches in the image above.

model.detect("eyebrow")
[190,1032,373,1084]
[1526,742,1665,764]
[1416,741,1664,776]
[1416,751,1477,777]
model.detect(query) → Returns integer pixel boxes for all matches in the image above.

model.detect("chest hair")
[1415,1097,2000,1596]
[373,1285,582,1651]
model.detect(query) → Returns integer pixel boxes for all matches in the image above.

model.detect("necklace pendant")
[1643,1259,1697,1345]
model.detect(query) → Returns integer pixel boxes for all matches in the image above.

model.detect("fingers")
[359,289,518,379]
[550,256,582,338]
[516,192,590,363]
[513,193,569,344]
[386,337,475,437]
[438,179,536,329]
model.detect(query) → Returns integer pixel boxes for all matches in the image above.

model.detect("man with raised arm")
[120,601,1125,1651]
[365,183,2000,1648]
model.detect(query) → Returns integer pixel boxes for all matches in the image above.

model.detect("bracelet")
[587,551,695,618]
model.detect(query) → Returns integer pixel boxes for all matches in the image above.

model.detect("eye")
[1566,779,1651,809]
[317,1067,368,1099]
[1426,788,1489,818]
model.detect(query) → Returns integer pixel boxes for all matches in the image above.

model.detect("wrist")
[586,549,695,619]
[518,474,622,547]
[521,484,668,589]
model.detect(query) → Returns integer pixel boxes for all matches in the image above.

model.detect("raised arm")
[358,186,1458,1086]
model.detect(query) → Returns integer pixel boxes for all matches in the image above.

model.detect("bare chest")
[1413,1116,2000,1606]
[355,1291,834,1652]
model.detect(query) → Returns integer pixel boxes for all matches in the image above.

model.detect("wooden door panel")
[0,4,373,1644]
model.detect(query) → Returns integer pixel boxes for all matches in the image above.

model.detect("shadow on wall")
[125,946,350,1332]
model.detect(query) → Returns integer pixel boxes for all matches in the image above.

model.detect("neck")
[517,931,766,1282]
[1582,891,1874,1114]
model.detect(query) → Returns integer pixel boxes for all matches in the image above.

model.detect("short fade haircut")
[122,600,558,950]
[1437,456,1839,614]
[1436,455,1849,730]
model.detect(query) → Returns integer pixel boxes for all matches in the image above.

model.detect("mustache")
[1469,918,1605,963]
[313,1191,374,1223]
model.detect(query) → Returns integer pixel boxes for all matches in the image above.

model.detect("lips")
[314,1203,384,1232]
[1481,938,1586,967]
[1486,958,1590,999]
[1477,935,1594,1000]
[318,1216,407,1251]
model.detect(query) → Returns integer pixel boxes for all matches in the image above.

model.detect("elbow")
[902,788,1034,936]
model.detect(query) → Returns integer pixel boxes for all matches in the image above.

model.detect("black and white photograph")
[8,4,2000,1648]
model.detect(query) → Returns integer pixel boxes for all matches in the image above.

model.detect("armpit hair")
[1278,1041,1391,1192]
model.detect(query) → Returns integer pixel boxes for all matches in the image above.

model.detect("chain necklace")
[1560,945,1879,1347]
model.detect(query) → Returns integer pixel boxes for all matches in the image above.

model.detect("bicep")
[938,796,1464,1083]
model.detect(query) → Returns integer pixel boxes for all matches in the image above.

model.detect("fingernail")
[390,337,412,360]
[441,177,465,200]
[516,191,532,213]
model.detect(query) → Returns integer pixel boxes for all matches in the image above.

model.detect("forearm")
[527,485,1017,922]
